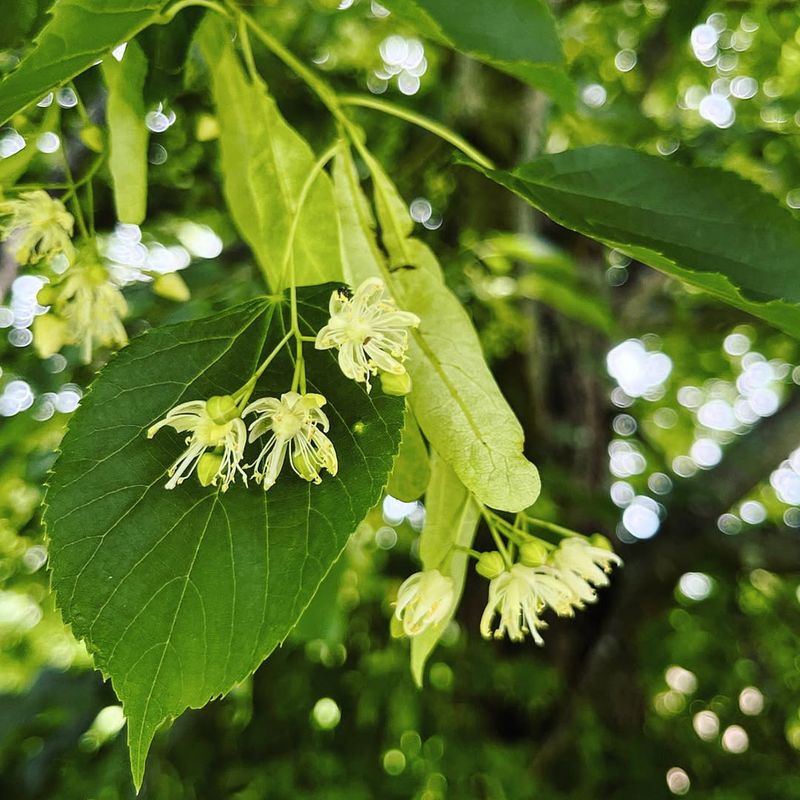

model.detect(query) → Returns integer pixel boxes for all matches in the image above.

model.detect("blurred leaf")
[101,41,149,225]
[387,412,430,502]
[468,146,800,339]
[411,450,479,687]
[384,0,574,105]
[334,146,540,512]
[44,286,404,789]
[0,0,168,126]
[197,16,344,291]
[290,554,348,645]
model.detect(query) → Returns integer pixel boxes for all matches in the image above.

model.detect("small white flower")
[395,569,455,636]
[0,190,74,265]
[244,391,338,490]
[315,277,420,391]
[480,564,575,644]
[550,537,622,605]
[147,395,247,491]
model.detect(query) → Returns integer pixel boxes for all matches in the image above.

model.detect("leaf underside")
[44,285,404,789]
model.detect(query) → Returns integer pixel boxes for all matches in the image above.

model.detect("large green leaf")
[44,286,404,789]
[410,451,479,686]
[467,146,800,339]
[102,41,149,225]
[333,147,540,512]
[384,0,573,105]
[197,16,344,291]
[0,0,168,126]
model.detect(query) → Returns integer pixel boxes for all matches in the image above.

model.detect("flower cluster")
[35,255,128,363]
[0,190,75,266]
[480,536,621,644]
[393,535,621,645]
[316,277,419,393]
[148,391,338,492]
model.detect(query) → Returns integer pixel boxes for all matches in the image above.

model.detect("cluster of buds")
[394,534,621,645]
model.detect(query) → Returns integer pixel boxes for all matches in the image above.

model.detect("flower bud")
[152,272,190,303]
[206,395,239,424]
[197,453,223,487]
[32,313,67,358]
[475,551,505,579]
[589,533,614,552]
[519,540,549,567]
[36,284,59,306]
[380,370,412,396]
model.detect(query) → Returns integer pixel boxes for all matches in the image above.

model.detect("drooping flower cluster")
[479,536,622,645]
[0,190,75,265]
[392,535,621,644]
[316,277,419,393]
[148,391,338,492]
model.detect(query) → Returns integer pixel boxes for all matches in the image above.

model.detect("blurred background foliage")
[2,0,800,797]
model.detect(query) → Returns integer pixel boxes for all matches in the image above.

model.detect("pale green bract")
[44,286,404,790]
[410,452,480,686]
[101,40,149,225]
[198,16,344,292]
[333,146,541,512]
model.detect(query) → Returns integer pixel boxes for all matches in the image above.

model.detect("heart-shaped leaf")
[44,285,404,789]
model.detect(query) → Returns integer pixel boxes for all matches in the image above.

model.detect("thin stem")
[161,0,230,22]
[234,328,294,406]
[59,146,89,240]
[339,94,495,170]
[279,140,341,292]
[478,505,513,567]
[521,514,584,540]
[238,16,259,82]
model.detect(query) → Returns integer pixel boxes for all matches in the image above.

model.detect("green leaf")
[410,451,479,687]
[44,285,404,789]
[334,147,540,511]
[101,41,149,225]
[0,0,168,127]
[383,0,574,105]
[197,16,344,291]
[466,146,800,339]
[387,412,430,502]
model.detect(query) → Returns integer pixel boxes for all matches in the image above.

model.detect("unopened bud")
[380,369,412,396]
[32,313,67,358]
[292,449,321,483]
[475,551,505,579]
[206,395,239,424]
[37,284,58,306]
[152,272,190,302]
[197,453,223,487]
[519,540,549,567]
[80,125,105,153]
[589,533,614,551]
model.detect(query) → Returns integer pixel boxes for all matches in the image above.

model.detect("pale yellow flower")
[0,190,74,265]
[147,395,247,491]
[550,537,622,605]
[244,392,338,490]
[315,278,419,391]
[480,564,575,644]
[395,569,455,636]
